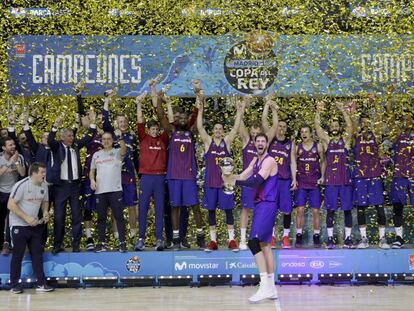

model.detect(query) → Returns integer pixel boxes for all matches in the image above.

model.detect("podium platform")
[1,247,413,285]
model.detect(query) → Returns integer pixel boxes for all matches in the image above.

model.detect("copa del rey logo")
[15,44,26,57]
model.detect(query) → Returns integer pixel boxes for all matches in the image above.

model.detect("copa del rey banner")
[7,34,414,97]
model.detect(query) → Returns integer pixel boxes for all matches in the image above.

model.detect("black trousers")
[96,191,126,243]
[52,181,82,248]
[0,192,11,246]
[10,225,46,287]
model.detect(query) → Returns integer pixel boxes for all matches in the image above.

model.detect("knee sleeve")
[208,210,216,226]
[225,209,234,225]
[344,210,352,228]
[393,203,403,227]
[375,205,386,226]
[283,213,291,229]
[326,210,335,228]
[248,237,261,256]
[357,206,366,226]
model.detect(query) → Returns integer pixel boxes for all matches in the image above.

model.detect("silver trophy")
[219,157,235,195]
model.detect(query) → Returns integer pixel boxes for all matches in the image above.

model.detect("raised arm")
[238,120,250,147]
[102,89,115,134]
[224,96,247,147]
[77,109,97,149]
[151,80,171,132]
[385,85,400,139]
[261,99,271,133]
[317,142,326,185]
[314,101,330,147]
[196,94,211,147]
[48,113,65,152]
[115,129,127,158]
[336,100,354,147]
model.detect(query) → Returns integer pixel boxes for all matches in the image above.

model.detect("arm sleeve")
[102,109,114,134]
[10,184,24,203]
[24,127,39,155]
[235,174,265,189]
[77,95,86,116]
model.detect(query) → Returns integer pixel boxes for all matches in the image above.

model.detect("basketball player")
[292,125,325,248]
[386,92,414,249]
[197,94,245,251]
[222,133,278,302]
[315,100,354,249]
[263,96,296,248]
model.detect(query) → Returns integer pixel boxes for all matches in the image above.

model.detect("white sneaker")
[267,284,278,300]
[379,238,390,249]
[357,237,369,249]
[248,284,273,303]
[239,241,248,251]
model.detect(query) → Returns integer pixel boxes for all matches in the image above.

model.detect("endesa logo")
[281,262,306,268]
[309,260,325,269]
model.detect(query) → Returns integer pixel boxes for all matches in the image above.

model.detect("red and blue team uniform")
[268,138,293,213]
[202,140,234,210]
[241,138,257,209]
[324,138,353,211]
[295,142,321,209]
[353,132,384,206]
[390,132,414,205]
[166,130,198,207]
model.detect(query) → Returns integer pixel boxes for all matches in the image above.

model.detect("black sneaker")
[86,237,95,251]
[313,234,321,248]
[343,237,354,249]
[326,237,335,249]
[155,239,164,251]
[295,233,303,248]
[392,236,404,249]
[1,242,10,256]
[164,240,174,249]
[36,284,54,292]
[10,285,23,294]
[196,234,206,249]
[134,238,145,251]
[172,238,181,250]
[51,247,65,255]
[95,243,108,252]
[119,242,128,253]
[180,237,191,249]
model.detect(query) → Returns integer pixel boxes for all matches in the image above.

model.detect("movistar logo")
[175,261,187,271]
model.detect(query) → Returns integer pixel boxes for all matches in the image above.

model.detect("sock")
[85,228,92,238]
[173,230,179,239]
[267,273,275,288]
[379,227,385,239]
[314,229,320,235]
[259,272,268,287]
[296,228,303,234]
[228,229,234,241]
[197,228,203,235]
[359,227,367,238]
[345,227,352,239]
[114,232,119,239]
[395,227,403,238]
[283,229,290,237]
[241,228,247,242]
[210,229,217,242]
[272,227,276,237]
[327,227,333,237]
[130,229,136,238]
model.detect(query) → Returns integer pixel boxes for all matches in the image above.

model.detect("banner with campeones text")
[7,34,414,97]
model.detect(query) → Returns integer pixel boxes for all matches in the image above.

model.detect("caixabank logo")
[224,31,278,95]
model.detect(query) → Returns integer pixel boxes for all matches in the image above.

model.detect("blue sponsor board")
[7,35,414,97]
[0,249,413,284]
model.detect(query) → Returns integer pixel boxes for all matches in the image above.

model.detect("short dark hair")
[300,124,312,132]
[255,133,268,142]
[250,120,262,130]
[1,137,14,147]
[147,120,159,129]
[173,106,184,114]
[29,162,46,176]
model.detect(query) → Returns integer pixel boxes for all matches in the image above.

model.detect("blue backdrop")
[7,35,414,97]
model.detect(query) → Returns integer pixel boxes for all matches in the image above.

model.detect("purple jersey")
[324,138,352,185]
[353,131,382,179]
[83,132,102,176]
[253,154,278,202]
[268,138,292,179]
[394,132,414,178]
[296,142,321,189]
[242,138,257,170]
[167,130,197,180]
[204,139,231,188]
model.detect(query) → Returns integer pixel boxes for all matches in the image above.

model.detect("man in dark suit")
[48,111,96,254]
